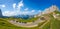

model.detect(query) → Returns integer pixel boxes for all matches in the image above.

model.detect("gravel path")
[8,18,45,27]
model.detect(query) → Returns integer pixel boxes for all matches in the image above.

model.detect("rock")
[0,9,3,17]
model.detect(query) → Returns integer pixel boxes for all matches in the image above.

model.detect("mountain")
[0,5,60,29]
[0,9,4,17]
[42,5,59,14]
[34,5,59,17]
[12,15,34,19]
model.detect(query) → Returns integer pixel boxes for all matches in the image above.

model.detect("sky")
[0,0,60,16]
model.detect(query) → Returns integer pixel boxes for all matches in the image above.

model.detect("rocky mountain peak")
[35,5,59,17]
[43,5,59,14]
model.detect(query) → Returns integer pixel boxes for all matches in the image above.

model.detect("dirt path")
[7,19,45,28]
[39,19,50,28]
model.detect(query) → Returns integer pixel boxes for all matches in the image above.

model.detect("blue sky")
[0,0,60,16]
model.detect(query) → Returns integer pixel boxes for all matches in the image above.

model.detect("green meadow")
[0,10,60,29]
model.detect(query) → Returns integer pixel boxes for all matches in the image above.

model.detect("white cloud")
[13,3,16,9]
[18,11,34,15]
[2,0,24,16]
[17,0,23,10]
[2,0,36,16]
[2,11,18,16]
[31,10,35,12]
[38,10,42,12]
[20,11,29,15]
[18,1,23,7]
[0,5,5,7]
[24,8,28,11]
[2,5,5,7]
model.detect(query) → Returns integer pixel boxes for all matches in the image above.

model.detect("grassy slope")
[0,18,41,29]
[7,17,40,23]
[41,11,60,29]
[51,19,60,29]
[0,11,60,29]
[0,19,28,29]
[50,14,60,29]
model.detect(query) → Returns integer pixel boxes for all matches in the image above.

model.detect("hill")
[0,5,60,29]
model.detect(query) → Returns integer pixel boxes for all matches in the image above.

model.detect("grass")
[7,16,41,23]
[0,17,47,29]
[0,10,60,29]
[0,18,41,29]
[51,19,60,29]
[41,21,50,29]
[50,15,60,29]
